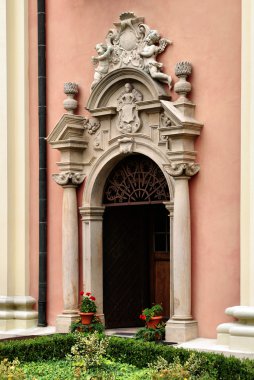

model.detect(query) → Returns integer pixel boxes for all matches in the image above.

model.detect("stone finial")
[174,61,192,102]
[63,82,78,114]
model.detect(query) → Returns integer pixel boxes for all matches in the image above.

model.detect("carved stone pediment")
[91,12,172,90]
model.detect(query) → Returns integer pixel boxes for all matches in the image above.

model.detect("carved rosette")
[91,12,172,89]
[84,117,101,135]
[52,172,85,186]
[165,162,200,177]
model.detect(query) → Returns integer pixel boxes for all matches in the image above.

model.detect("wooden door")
[103,205,150,328]
[103,204,170,328]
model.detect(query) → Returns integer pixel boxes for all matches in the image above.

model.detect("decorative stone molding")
[118,137,134,154]
[117,83,143,133]
[84,117,101,135]
[52,171,85,186]
[160,112,172,128]
[63,82,78,114]
[91,12,172,90]
[165,162,200,177]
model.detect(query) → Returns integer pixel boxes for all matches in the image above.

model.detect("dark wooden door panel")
[103,206,150,328]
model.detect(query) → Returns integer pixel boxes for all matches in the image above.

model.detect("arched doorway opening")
[102,154,171,328]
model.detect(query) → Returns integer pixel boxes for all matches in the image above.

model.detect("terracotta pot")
[146,316,163,329]
[79,312,94,325]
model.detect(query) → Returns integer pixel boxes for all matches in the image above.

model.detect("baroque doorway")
[102,155,170,328]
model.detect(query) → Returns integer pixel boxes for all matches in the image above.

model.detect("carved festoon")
[117,83,143,133]
[52,172,85,186]
[91,12,172,90]
[165,162,200,177]
[84,117,101,135]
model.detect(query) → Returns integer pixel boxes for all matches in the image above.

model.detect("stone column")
[165,163,199,342]
[53,172,85,332]
[164,201,174,318]
[79,206,105,323]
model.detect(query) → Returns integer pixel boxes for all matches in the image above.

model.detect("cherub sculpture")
[140,30,172,88]
[91,43,113,90]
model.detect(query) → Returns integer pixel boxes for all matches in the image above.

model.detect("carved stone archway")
[47,12,203,342]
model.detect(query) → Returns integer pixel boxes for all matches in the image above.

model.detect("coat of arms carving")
[117,83,143,133]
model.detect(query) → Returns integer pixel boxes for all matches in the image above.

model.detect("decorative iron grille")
[103,155,170,205]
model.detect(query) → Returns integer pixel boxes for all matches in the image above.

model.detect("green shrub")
[0,358,26,379]
[135,325,165,341]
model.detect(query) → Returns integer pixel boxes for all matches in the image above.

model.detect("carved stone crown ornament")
[52,171,85,186]
[91,12,172,90]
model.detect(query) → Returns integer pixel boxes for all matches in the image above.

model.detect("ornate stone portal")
[47,13,203,342]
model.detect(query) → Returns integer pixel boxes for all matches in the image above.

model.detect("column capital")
[80,206,105,221]
[52,171,85,187]
[164,201,174,215]
[165,162,200,178]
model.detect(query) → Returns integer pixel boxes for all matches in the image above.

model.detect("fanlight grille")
[103,155,170,205]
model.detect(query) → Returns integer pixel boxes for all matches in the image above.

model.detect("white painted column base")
[0,296,38,331]
[166,319,198,343]
[217,306,254,352]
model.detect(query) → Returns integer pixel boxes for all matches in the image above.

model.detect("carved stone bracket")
[84,117,101,135]
[52,172,85,186]
[91,12,172,90]
[165,162,200,177]
[118,137,134,154]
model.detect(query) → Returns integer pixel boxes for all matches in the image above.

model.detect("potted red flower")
[79,291,97,325]
[139,304,163,329]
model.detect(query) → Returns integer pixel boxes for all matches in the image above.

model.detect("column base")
[56,312,80,333]
[217,306,254,352]
[0,296,38,331]
[165,319,198,343]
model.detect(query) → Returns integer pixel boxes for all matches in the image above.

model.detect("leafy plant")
[139,304,163,322]
[80,291,97,313]
[135,325,165,341]
[0,358,25,380]
[67,332,109,374]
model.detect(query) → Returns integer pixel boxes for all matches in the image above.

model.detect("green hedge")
[0,334,254,379]
[0,334,75,362]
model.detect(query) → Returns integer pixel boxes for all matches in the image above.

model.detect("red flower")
[90,296,96,301]
[80,291,84,296]
[139,314,146,320]
[86,292,91,296]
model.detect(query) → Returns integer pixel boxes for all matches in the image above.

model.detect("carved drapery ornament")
[91,12,172,90]
[117,83,143,133]
[84,117,101,135]
[165,162,200,177]
[52,172,85,186]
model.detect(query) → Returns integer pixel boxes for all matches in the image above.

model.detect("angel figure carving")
[140,30,172,88]
[91,43,113,90]
[117,83,143,134]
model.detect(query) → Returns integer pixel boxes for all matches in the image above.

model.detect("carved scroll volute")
[165,162,200,178]
[52,172,85,187]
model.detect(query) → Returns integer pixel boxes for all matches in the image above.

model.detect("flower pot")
[146,316,163,329]
[79,312,94,325]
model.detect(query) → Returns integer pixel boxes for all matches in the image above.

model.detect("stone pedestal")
[166,320,198,343]
[0,296,38,330]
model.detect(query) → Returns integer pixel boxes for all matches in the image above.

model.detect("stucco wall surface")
[29,0,241,337]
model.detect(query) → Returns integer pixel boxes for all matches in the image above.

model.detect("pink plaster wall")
[29,0,241,336]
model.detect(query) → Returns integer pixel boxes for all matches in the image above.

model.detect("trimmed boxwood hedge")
[0,334,254,379]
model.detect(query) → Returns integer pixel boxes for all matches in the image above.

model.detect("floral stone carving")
[117,83,143,133]
[91,12,172,90]
[52,172,85,186]
[165,162,200,177]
